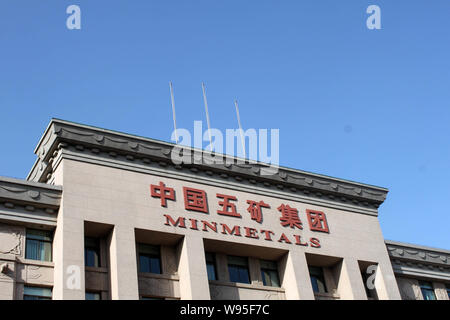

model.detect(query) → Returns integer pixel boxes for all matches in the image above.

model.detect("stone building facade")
[0,119,448,300]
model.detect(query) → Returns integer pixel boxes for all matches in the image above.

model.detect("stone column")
[177,234,210,300]
[373,262,402,300]
[279,250,314,300]
[52,214,85,300]
[432,282,449,300]
[335,258,367,300]
[108,225,139,300]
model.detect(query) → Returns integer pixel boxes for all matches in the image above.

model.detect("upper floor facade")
[0,119,448,300]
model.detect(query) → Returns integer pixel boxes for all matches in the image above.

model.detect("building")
[0,119,448,300]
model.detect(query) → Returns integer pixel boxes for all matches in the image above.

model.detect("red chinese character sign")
[246,200,270,223]
[278,204,303,229]
[150,181,330,250]
[307,209,330,233]
[216,194,241,217]
[183,187,208,213]
[150,182,175,207]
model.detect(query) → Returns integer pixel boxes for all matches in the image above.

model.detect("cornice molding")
[386,240,450,270]
[0,176,61,211]
[27,119,389,211]
[390,260,450,281]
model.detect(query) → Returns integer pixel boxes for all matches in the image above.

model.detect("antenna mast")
[234,100,247,159]
[169,81,178,144]
[201,82,213,151]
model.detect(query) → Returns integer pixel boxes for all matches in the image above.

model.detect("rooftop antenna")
[169,81,178,144]
[234,100,247,159]
[201,82,213,152]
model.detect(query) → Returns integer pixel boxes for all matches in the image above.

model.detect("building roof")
[27,118,389,212]
[0,175,61,227]
[0,175,61,208]
[386,240,450,281]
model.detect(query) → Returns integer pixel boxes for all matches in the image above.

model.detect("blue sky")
[0,1,449,249]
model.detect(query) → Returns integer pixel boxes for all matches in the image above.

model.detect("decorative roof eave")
[386,240,450,268]
[0,176,62,211]
[27,119,389,209]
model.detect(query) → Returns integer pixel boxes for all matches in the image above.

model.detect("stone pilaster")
[279,250,314,300]
[108,225,139,300]
[177,234,210,299]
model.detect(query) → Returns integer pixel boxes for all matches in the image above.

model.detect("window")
[23,286,52,300]
[361,270,378,299]
[138,243,161,274]
[227,255,250,284]
[85,292,101,300]
[25,229,53,262]
[309,266,327,294]
[205,252,217,281]
[85,237,101,267]
[446,283,450,299]
[260,260,280,287]
[419,281,436,300]
[140,296,165,300]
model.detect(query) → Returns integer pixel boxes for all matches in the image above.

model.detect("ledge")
[391,261,450,282]
[386,240,450,255]
[85,266,109,273]
[20,258,55,268]
[385,240,450,268]
[27,119,389,211]
[138,272,179,281]
[0,255,55,268]
[209,280,285,292]
[314,292,340,300]
[0,175,61,211]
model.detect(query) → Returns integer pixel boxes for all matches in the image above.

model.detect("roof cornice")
[27,119,389,211]
[386,240,450,267]
[0,176,62,210]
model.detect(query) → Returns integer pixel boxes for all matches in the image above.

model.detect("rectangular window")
[260,260,280,287]
[140,296,165,300]
[84,237,101,267]
[446,283,450,299]
[419,281,436,300]
[227,255,250,284]
[23,286,52,300]
[85,292,101,300]
[309,266,327,294]
[361,270,378,299]
[205,252,217,281]
[138,243,161,274]
[25,229,53,262]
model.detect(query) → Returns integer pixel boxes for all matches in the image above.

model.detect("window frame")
[360,270,378,299]
[85,291,102,300]
[205,252,217,281]
[25,229,53,262]
[419,281,436,300]
[308,266,328,294]
[84,236,101,268]
[137,243,162,274]
[260,260,281,287]
[23,286,52,300]
[227,255,251,284]
[140,296,165,300]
